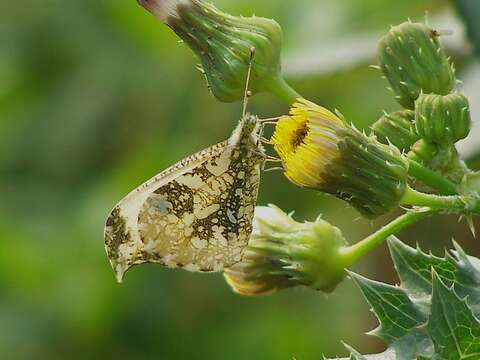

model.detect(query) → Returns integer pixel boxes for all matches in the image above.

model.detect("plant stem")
[408,159,457,195]
[265,76,302,105]
[339,209,438,267]
[401,186,465,210]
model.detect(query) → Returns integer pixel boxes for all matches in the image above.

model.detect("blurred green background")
[2,0,480,359]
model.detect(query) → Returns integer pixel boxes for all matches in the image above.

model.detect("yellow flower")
[272,98,347,189]
[272,99,409,218]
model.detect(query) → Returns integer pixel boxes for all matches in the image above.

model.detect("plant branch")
[400,186,465,210]
[339,209,439,267]
[408,159,458,195]
[264,76,301,105]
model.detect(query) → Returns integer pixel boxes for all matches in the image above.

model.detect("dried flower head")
[224,205,347,296]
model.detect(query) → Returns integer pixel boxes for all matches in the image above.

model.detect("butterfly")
[104,114,267,282]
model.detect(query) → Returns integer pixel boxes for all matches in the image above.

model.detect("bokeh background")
[2,0,480,359]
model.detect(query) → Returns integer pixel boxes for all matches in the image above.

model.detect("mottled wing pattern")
[138,145,262,272]
[105,141,227,280]
[105,134,264,281]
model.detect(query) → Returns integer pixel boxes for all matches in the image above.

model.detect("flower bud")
[372,110,419,152]
[138,0,283,102]
[272,99,409,218]
[224,205,347,296]
[410,140,468,184]
[415,93,471,144]
[378,22,455,109]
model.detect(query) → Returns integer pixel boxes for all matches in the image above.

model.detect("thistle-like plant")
[113,1,480,358]
[330,237,480,360]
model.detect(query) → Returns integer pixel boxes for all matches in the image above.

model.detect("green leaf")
[349,271,432,360]
[428,271,480,359]
[388,237,480,316]
[387,236,456,297]
[449,242,480,317]
[330,238,480,360]
[349,272,426,343]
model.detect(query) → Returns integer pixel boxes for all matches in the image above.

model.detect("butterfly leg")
[261,156,284,172]
[262,166,284,173]
[260,137,274,145]
[257,123,273,147]
[257,122,266,146]
[258,117,281,123]
[257,117,280,147]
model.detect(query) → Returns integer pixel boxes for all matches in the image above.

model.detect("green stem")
[264,76,302,105]
[408,159,458,195]
[401,186,465,210]
[339,209,438,267]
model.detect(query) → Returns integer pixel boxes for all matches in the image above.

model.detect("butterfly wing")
[105,141,263,282]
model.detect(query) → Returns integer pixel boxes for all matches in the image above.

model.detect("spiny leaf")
[387,236,456,297]
[428,271,480,359]
[349,271,426,343]
[349,270,433,360]
[331,238,480,359]
[449,241,480,317]
[388,237,480,317]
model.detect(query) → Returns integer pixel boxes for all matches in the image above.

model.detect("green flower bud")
[408,139,437,162]
[410,140,468,184]
[378,22,455,109]
[272,99,409,218]
[415,93,471,144]
[138,0,282,102]
[372,110,419,151]
[224,205,347,296]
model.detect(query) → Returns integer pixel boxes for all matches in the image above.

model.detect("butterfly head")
[229,113,262,149]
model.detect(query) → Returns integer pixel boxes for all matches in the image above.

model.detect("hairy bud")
[139,0,283,102]
[378,22,455,109]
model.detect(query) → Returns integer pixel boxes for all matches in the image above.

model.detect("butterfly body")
[105,114,265,281]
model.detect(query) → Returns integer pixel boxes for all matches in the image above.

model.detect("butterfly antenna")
[242,46,256,118]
